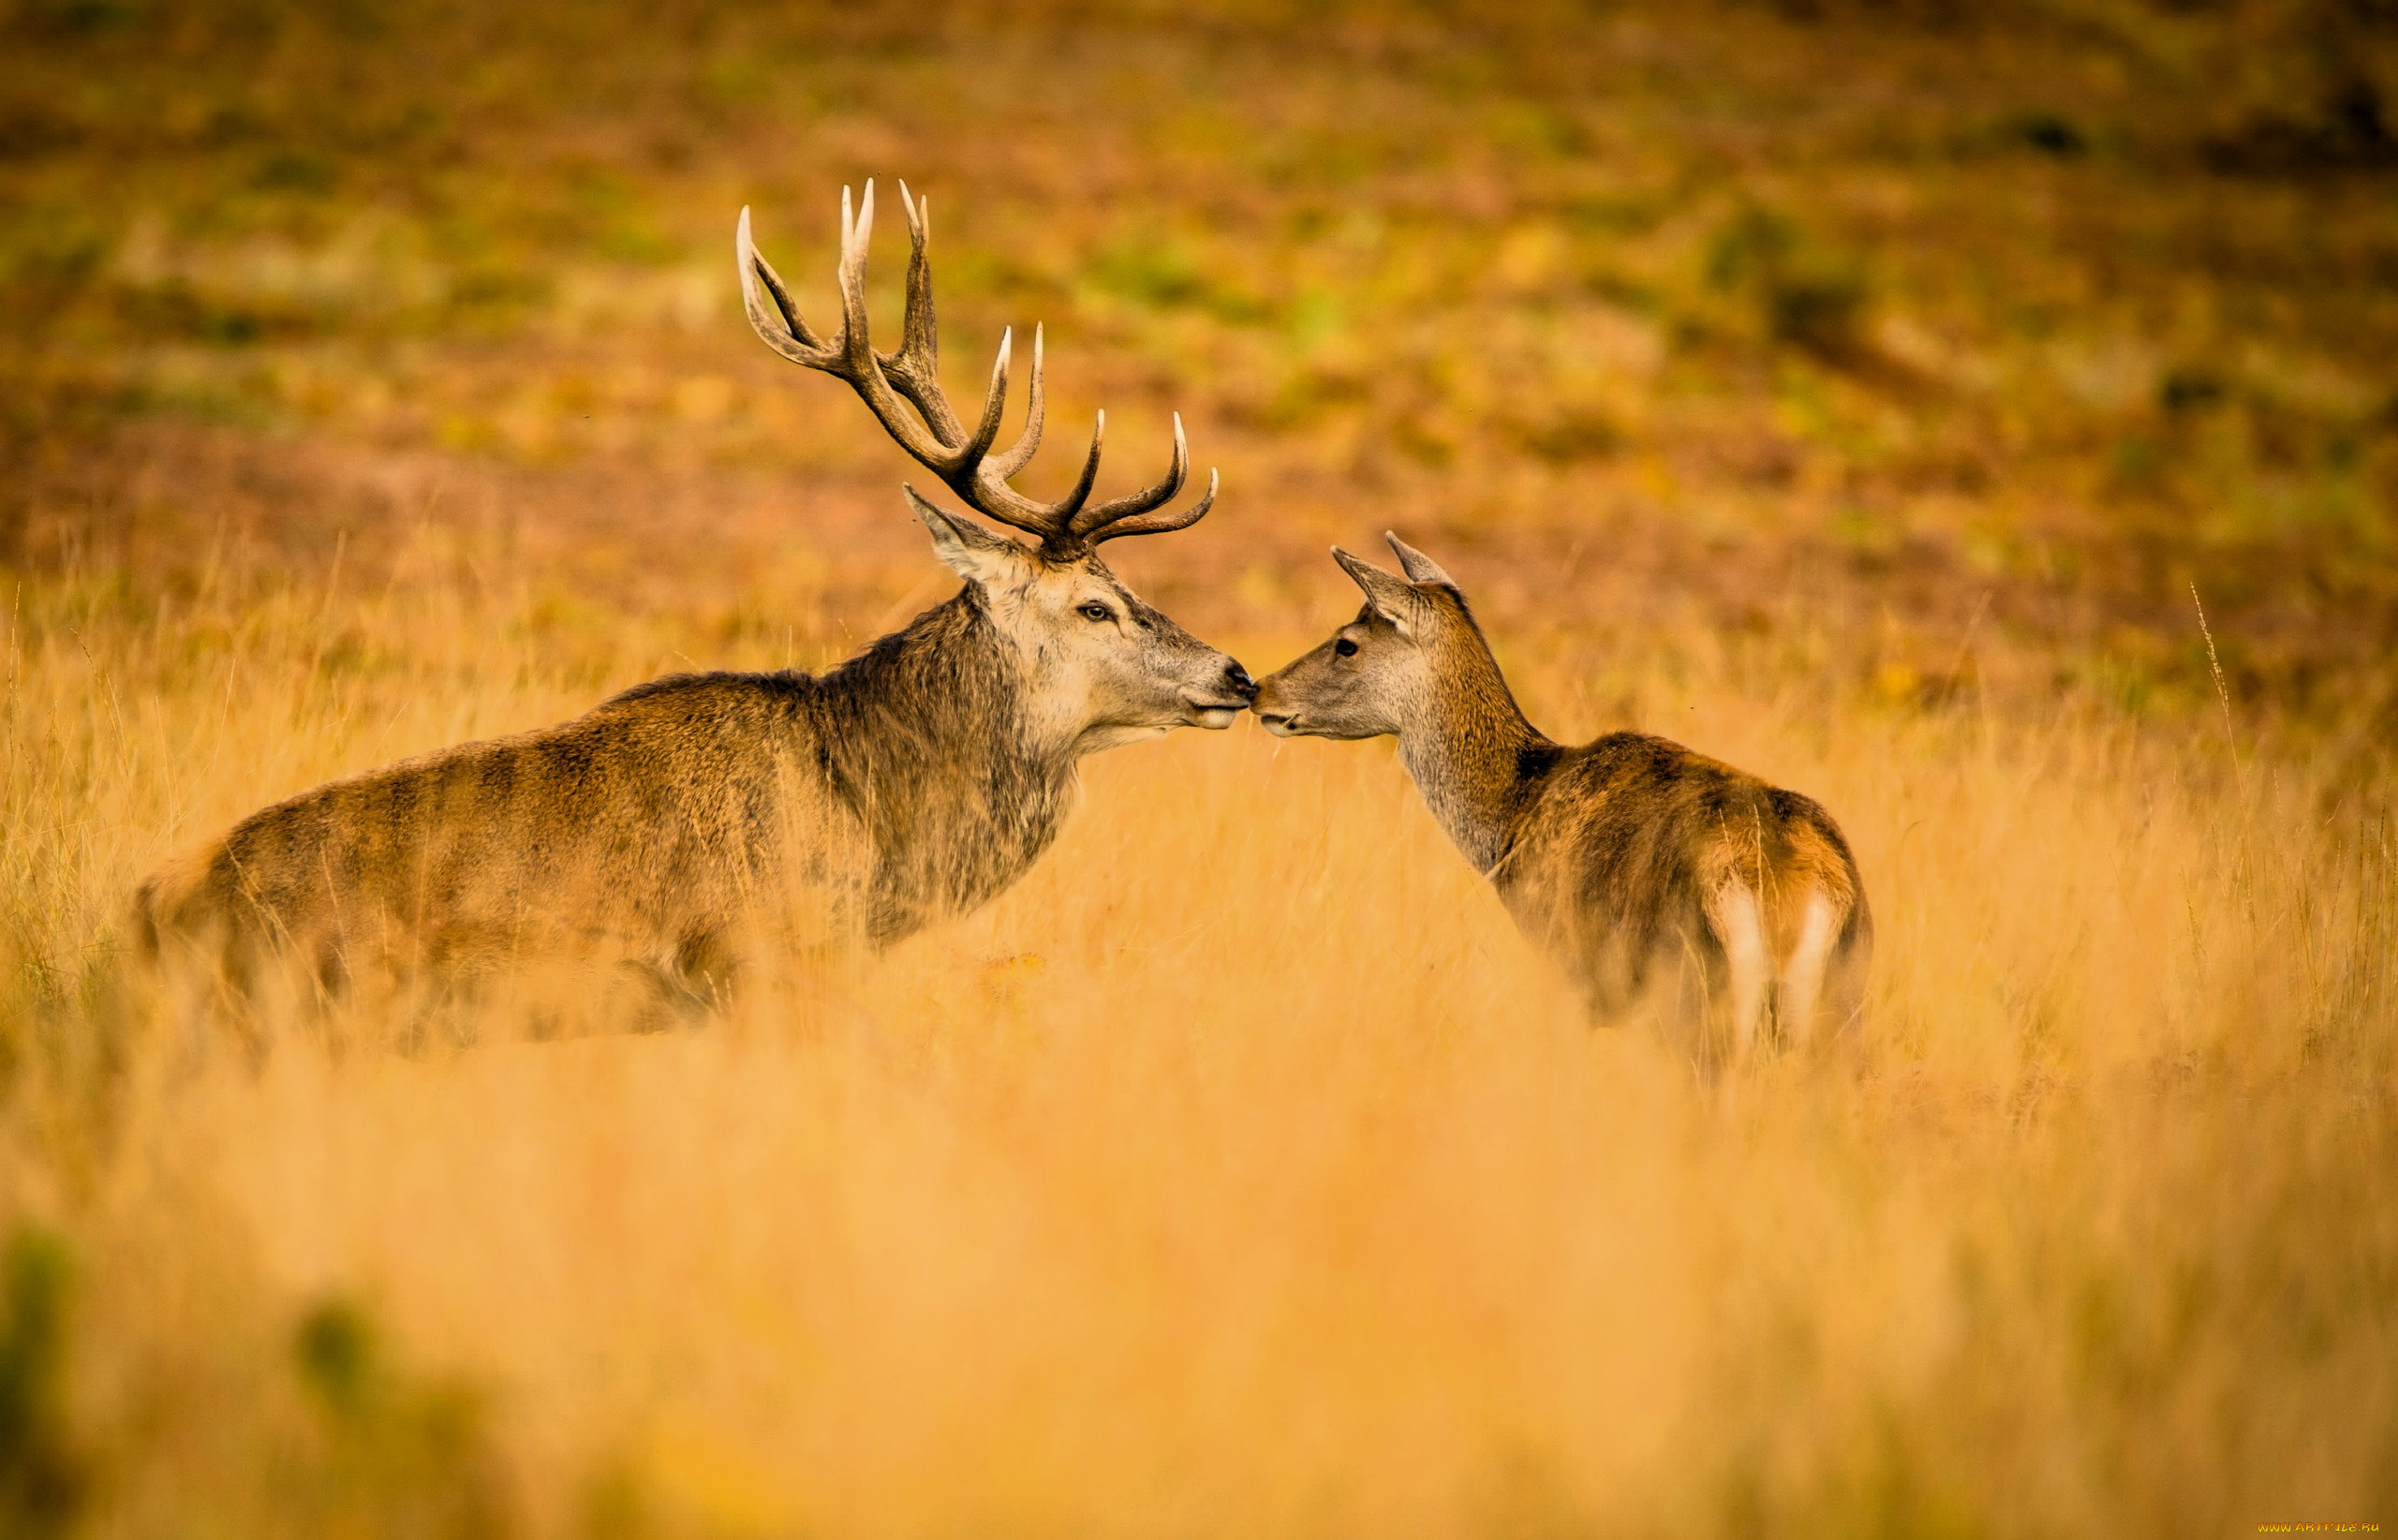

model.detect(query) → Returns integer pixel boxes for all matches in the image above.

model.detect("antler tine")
[955,327,1013,471]
[1072,412,1190,535]
[1088,466,1218,544]
[992,407,1104,526]
[987,323,1046,479]
[735,207,835,366]
[893,184,938,368]
[876,182,966,443]
[835,180,876,368]
[929,329,1069,542]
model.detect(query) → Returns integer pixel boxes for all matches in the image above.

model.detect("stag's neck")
[1396,638,1553,878]
[811,591,1081,933]
[817,589,1067,761]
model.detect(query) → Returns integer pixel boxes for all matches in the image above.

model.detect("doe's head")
[1252,532,1475,741]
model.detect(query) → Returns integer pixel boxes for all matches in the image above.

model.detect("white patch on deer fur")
[1778,888,1843,1049]
[1709,879,1770,1057]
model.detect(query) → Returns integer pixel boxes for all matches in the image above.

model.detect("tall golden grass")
[7,0,2398,1532]
[3,546,2391,1536]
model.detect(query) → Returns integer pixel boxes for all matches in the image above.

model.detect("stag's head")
[1251,533,1482,741]
[738,183,1254,752]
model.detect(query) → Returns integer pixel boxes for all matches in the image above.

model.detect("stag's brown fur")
[141,591,1032,989]
[137,183,1253,1001]
[1253,536,1869,1062]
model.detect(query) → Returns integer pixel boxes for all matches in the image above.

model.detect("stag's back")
[137,588,1095,997]
[136,672,860,991]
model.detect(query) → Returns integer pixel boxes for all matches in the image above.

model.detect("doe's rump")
[1504,733,1871,1060]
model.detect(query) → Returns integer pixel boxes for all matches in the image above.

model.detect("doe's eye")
[1334,637,1359,657]
[1077,602,1114,623]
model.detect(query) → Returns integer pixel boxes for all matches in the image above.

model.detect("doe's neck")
[1394,636,1552,876]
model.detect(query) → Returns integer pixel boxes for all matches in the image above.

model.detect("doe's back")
[1499,731,1871,1058]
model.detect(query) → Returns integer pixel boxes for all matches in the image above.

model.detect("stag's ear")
[906,486,1030,588]
[1384,530,1458,588]
[1331,546,1425,638]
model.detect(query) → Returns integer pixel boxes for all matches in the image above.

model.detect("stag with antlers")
[140,181,1253,1013]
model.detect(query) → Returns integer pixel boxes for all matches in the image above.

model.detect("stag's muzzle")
[1181,659,1256,729]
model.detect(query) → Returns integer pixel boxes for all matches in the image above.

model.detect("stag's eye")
[1334,637,1359,657]
[1077,602,1114,623]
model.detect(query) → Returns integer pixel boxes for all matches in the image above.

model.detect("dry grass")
[3,555,2393,1536]
[5,1,2398,1534]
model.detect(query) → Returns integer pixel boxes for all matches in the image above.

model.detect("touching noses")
[1221,659,1258,703]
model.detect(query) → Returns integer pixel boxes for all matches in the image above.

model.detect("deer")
[1251,534,1869,1067]
[136,181,1256,1014]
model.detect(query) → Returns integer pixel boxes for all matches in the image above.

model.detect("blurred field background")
[5,0,2397,1533]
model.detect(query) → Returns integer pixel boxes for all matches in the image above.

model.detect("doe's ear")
[905,486,1030,588]
[1330,546,1425,638]
[1384,530,1458,588]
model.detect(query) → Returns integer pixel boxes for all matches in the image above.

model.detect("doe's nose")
[1221,659,1258,701]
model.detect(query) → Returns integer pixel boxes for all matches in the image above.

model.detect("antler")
[737,181,1216,551]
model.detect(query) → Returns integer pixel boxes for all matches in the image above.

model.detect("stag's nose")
[1221,659,1258,702]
